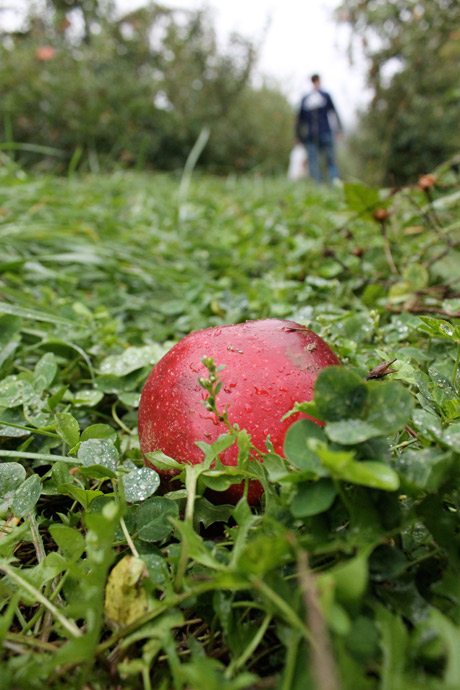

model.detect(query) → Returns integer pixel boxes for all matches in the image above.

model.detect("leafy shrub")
[0,3,293,174]
[337,0,460,185]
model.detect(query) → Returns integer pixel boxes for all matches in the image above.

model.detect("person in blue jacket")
[296,74,343,183]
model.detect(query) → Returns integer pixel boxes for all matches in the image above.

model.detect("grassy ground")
[0,161,460,689]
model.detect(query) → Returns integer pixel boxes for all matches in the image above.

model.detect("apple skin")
[138,318,341,504]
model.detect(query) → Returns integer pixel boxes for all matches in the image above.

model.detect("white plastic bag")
[287,143,308,180]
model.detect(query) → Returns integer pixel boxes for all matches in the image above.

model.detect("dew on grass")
[11,474,41,517]
[0,463,26,514]
[440,323,454,337]
[78,438,119,470]
[100,345,165,377]
[0,463,26,494]
[122,466,160,503]
[442,424,460,450]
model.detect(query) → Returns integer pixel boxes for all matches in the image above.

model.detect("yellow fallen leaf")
[105,555,149,627]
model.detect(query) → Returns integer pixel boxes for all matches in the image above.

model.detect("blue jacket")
[296,88,342,142]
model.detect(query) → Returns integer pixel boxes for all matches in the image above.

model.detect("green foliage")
[0,2,292,174]
[0,160,460,689]
[337,0,460,185]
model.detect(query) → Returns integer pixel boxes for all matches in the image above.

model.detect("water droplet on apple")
[254,387,269,396]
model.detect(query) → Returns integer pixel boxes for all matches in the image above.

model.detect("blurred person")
[295,74,343,183]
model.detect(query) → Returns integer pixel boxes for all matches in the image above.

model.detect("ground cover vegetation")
[0,152,460,688]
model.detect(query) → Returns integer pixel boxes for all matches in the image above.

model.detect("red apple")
[35,46,56,61]
[138,318,340,504]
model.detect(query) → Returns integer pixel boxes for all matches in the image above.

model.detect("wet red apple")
[138,318,340,504]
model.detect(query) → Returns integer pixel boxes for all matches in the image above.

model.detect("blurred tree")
[46,0,113,43]
[206,82,295,174]
[337,0,460,185]
[0,1,293,174]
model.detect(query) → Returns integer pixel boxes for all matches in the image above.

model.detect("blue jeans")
[306,133,340,183]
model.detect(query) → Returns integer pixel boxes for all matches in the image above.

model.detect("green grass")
[0,159,460,689]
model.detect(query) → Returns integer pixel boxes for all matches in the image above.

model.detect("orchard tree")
[337,0,460,185]
[46,0,114,42]
[0,1,292,173]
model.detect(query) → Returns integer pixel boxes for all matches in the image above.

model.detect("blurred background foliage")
[0,0,293,174]
[0,0,459,183]
[337,0,460,186]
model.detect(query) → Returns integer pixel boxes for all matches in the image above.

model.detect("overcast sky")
[117,0,370,128]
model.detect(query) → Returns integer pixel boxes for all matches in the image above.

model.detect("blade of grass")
[0,563,82,638]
